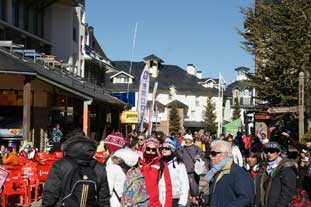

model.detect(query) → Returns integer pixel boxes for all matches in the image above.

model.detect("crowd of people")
[38,128,311,207]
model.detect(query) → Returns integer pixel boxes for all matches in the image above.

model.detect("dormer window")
[110,71,134,84]
[115,76,130,83]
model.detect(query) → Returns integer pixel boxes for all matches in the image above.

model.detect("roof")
[199,78,219,83]
[224,80,251,96]
[0,49,125,106]
[166,100,188,109]
[234,66,250,72]
[107,60,217,95]
[110,71,135,79]
[143,54,164,63]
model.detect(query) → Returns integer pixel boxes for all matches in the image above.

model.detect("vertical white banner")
[218,73,225,137]
[137,65,150,133]
[148,81,158,135]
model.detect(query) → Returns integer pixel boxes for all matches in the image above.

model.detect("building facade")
[224,67,256,134]
[107,54,220,134]
[0,0,125,149]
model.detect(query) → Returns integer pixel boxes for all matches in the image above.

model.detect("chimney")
[196,71,202,79]
[186,64,196,76]
[88,26,95,48]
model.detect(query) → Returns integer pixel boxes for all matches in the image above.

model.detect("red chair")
[1,168,29,207]
[34,152,49,165]
[37,164,52,183]
[21,165,39,203]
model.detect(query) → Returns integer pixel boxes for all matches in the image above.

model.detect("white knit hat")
[184,134,193,140]
[113,148,140,167]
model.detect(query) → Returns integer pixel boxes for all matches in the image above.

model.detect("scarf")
[205,157,231,182]
[143,152,158,164]
[266,156,282,175]
[161,154,174,163]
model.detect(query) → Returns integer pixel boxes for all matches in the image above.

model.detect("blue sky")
[86,0,255,83]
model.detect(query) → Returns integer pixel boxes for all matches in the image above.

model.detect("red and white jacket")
[140,155,172,207]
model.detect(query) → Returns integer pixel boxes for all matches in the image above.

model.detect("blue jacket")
[209,159,255,207]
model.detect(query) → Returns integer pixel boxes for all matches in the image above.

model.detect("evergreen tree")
[169,104,181,133]
[203,94,217,134]
[232,99,241,120]
[240,0,311,110]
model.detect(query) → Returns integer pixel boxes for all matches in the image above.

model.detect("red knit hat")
[104,132,125,153]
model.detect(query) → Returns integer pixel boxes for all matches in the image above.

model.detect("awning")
[0,49,126,106]
[184,121,205,128]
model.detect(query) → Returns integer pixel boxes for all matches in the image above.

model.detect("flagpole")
[217,73,221,137]
[126,22,138,103]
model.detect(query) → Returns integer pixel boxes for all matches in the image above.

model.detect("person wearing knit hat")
[161,138,189,207]
[111,148,150,206]
[179,133,204,205]
[104,132,126,155]
[140,136,172,206]
[258,141,297,207]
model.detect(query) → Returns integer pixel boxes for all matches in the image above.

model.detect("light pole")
[299,71,304,142]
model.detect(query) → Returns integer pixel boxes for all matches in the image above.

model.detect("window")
[195,96,200,107]
[168,94,173,100]
[243,89,250,96]
[0,0,6,21]
[12,0,19,27]
[114,77,130,84]
[233,89,240,105]
[73,27,77,42]
[191,110,195,118]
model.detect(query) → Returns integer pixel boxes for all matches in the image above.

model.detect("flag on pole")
[219,72,226,88]
[137,65,150,133]
[148,81,158,135]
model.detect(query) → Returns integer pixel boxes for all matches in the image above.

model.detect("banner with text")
[137,65,150,132]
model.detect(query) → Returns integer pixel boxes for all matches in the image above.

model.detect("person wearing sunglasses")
[207,140,254,207]
[160,138,189,207]
[140,136,172,207]
[137,133,146,152]
[258,141,297,207]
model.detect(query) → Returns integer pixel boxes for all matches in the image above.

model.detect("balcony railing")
[231,97,255,107]
[0,45,111,96]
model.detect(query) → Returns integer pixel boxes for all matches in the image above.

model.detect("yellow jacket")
[194,140,206,152]
[2,151,19,165]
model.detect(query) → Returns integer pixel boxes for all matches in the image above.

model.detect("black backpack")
[60,158,98,207]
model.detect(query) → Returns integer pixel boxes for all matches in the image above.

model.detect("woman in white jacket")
[225,134,243,167]
[160,137,189,207]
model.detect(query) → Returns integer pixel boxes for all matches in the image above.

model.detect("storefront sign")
[121,111,139,124]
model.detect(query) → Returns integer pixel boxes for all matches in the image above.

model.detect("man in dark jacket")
[42,132,110,207]
[258,141,297,207]
[207,140,254,207]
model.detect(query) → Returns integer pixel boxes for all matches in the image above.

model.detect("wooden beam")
[23,78,31,141]
[83,100,92,137]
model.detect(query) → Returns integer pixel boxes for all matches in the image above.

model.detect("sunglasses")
[146,147,157,153]
[210,151,222,157]
[160,147,171,151]
[264,148,279,154]
[138,138,144,141]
